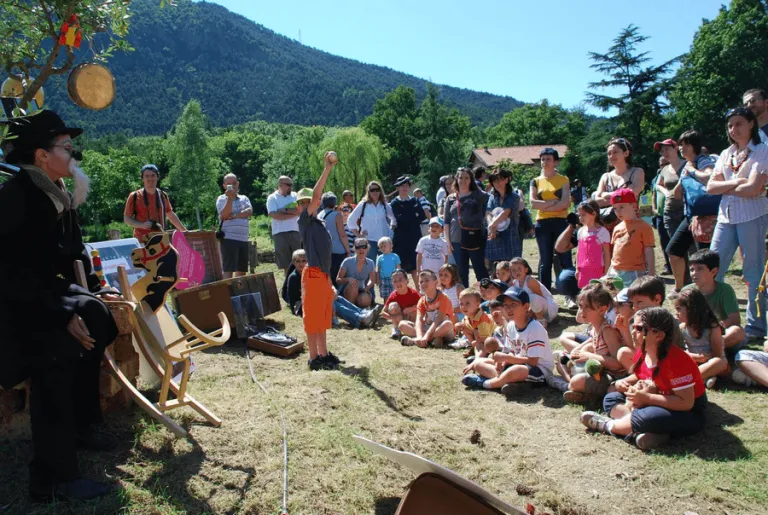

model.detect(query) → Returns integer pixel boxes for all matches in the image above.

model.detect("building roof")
[470,145,569,167]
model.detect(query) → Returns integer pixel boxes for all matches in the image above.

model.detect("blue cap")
[429,216,443,226]
[496,286,530,305]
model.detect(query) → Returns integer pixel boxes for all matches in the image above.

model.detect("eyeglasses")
[726,107,750,118]
[632,324,649,333]
[280,182,293,187]
[355,245,368,249]
[369,188,381,193]
[52,145,83,160]
[294,259,307,263]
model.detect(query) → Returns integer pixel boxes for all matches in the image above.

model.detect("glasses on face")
[294,259,307,263]
[632,324,648,332]
[369,188,381,193]
[52,145,82,160]
[355,245,368,250]
[280,182,293,188]
[342,208,351,213]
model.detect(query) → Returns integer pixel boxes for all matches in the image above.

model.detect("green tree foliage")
[79,148,143,229]
[587,25,678,172]
[209,129,272,212]
[166,100,218,229]
[312,128,388,199]
[262,126,329,193]
[566,119,619,190]
[668,0,768,150]
[39,0,520,137]
[414,85,472,198]
[486,100,585,147]
[360,86,420,185]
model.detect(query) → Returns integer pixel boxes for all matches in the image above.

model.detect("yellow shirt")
[533,173,569,220]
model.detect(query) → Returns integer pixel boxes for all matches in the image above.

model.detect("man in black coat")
[0,110,119,502]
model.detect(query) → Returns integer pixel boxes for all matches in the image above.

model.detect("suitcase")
[247,328,304,357]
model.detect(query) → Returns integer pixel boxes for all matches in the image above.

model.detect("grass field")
[1,238,767,515]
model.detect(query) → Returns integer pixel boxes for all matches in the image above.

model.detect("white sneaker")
[564,296,578,310]
[449,337,470,349]
[732,368,757,387]
[705,377,717,389]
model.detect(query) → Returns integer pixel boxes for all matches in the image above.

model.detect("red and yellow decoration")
[59,14,83,49]
[91,249,108,288]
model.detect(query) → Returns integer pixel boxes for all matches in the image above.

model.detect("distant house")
[469,144,569,169]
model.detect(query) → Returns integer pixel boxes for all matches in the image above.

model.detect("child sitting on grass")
[608,188,656,284]
[400,270,456,348]
[672,289,728,389]
[557,284,629,404]
[494,260,513,286]
[438,263,464,322]
[509,257,558,327]
[382,269,420,339]
[479,278,508,313]
[581,308,707,451]
[733,340,768,388]
[456,288,495,360]
[461,287,554,391]
[683,249,746,351]
[376,236,401,303]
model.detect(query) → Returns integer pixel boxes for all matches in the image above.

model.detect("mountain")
[43,0,522,137]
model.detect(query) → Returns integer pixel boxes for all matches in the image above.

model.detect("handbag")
[456,194,485,250]
[215,219,225,240]
[681,168,721,217]
[690,215,717,243]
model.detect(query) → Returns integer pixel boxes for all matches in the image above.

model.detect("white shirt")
[346,200,394,245]
[713,141,768,225]
[416,234,449,274]
[266,190,299,235]
[216,194,252,242]
[504,318,554,374]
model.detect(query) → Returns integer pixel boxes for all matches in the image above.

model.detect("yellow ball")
[1,77,44,109]
[91,250,99,256]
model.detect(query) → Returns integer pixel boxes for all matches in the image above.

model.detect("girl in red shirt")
[382,269,421,339]
[580,307,707,450]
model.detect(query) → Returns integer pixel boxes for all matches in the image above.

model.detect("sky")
[209,0,727,114]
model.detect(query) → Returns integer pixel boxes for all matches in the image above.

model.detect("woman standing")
[318,192,351,287]
[444,167,490,287]
[707,107,768,339]
[347,180,394,261]
[485,167,521,267]
[593,138,645,230]
[654,139,685,276]
[530,147,572,292]
[390,176,427,284]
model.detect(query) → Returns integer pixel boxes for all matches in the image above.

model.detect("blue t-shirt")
[377,253,401,279]
[340,256,375,286]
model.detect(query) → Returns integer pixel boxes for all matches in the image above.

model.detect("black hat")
[393,175,411,187]
[480,278,508,291]
[3,110,82,162]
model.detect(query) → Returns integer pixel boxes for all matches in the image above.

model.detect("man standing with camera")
[216,173,253,278]
[123,164,186,242]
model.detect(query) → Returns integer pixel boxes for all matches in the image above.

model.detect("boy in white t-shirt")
[462,287,554,390]
[416,217,449,275]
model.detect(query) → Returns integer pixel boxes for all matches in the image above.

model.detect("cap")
[296,187,313,202]
[653,139,678,152]
[496,286,530,305]
[394,175,411,187]
[616,288,630,303]
[428,216,443,227]
[610,188,637,206]
[590,274,624,291]
[480,278,508,291]
[3,110,82,162]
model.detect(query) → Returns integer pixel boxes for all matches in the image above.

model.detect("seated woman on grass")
[400,270,456,348]
[557,284,630,404]
[337,238,376,308]
[581,307,707,451]
[671,289,728,390]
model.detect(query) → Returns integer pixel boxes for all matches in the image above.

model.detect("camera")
[566,212,581,227]
[147,220,162,231]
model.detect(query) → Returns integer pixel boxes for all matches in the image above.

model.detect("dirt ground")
[1,239,767,515]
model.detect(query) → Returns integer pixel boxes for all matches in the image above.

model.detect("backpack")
[681,170,721,217]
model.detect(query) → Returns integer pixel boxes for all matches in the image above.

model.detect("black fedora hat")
[3,110,82,162]
[393,175,411,187]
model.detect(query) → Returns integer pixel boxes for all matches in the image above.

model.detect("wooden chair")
[75,233,230,438]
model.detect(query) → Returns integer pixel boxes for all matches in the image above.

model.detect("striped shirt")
[504,319,554,373]
[216,194,252,242]
[713,141,768,224]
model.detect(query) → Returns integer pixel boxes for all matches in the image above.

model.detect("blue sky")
[210,0,726,114]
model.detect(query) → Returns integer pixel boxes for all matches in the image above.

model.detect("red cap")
[610,188,637,205]
[653,139,678,152]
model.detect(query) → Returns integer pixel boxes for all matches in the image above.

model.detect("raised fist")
[326,151,338,165]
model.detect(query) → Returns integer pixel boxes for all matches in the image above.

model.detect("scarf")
[22,165,72,214]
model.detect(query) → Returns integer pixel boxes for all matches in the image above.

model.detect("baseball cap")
[480,278,508,291]
[496,286,530,305]
[610,188,637,206]
[616,288,630,303]
[428,217,443,227]
[653,139,678,152]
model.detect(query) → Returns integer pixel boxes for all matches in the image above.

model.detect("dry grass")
[2,238,767,515]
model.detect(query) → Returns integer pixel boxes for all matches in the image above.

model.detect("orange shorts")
[301,266,333,334]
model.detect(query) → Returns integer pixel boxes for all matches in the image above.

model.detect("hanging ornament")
[59,14,82,49]
[1,77,44,108]
[91,249,108,288]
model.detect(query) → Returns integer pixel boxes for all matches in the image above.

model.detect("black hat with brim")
[3,110,82,162]
[393,175,411,187]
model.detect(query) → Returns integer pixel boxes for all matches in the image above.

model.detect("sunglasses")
[726,107,751,118]
[294,259,307,263]
[341,208,352,213]
[280,183,293,187]
[355,245,368,250]
[369,188,381,193]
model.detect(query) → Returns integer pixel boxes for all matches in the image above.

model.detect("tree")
[209,129,273,212]
[486,100,585,147]
[586,25,679,171]
[668,0,768,150]
[360,86,420,186]
[0,0,135,110]
[262,125,328,196]
[414,84,472,198]
[312,128,388,199]
[166,100,217,230]
[79,148,143,229]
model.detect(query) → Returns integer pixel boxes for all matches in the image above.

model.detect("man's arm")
[555,224,577,253]
[644,246,656,276]
[167,211,187,232]
[308,152,336,214]
[267,194,298,220]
